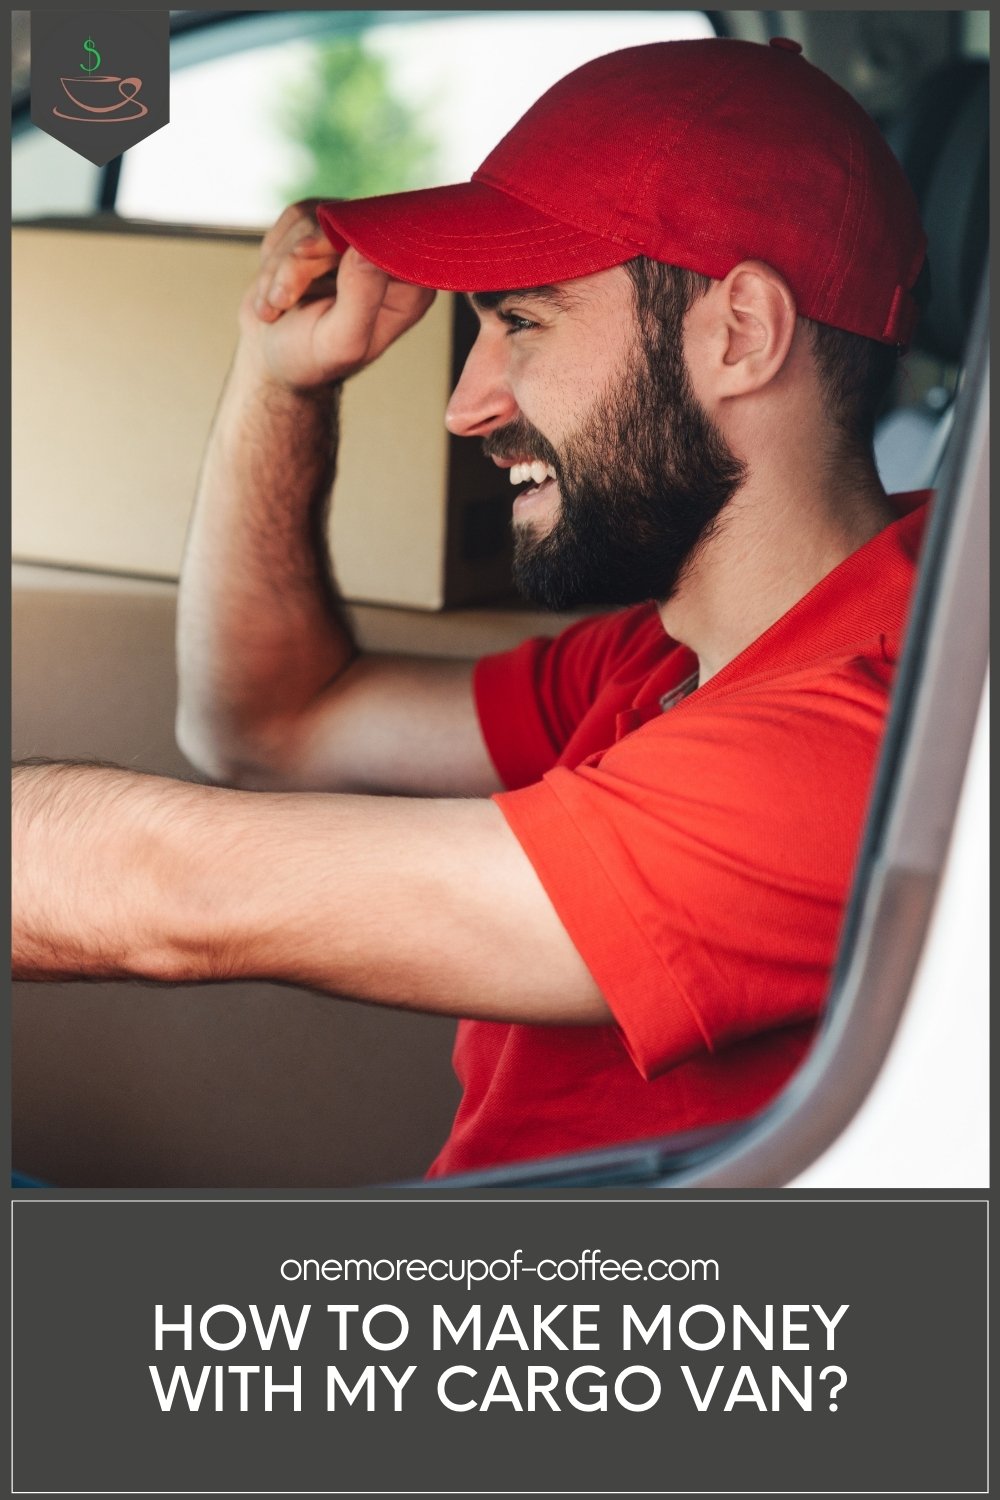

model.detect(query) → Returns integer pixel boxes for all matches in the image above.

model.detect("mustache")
[482,420,560,468]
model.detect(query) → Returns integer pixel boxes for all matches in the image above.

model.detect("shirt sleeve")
[494,664,891,1078]
[473,604,661,789]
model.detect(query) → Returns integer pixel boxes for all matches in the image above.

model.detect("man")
[13,39,929,1178]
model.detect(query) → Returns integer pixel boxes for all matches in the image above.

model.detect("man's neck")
[659,468,897,684]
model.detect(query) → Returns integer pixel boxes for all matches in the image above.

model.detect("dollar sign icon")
[80,38,101,74]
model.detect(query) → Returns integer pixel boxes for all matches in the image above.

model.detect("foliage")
[276,34,439,202]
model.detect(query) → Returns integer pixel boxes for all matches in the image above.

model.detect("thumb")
[314,249,391,370]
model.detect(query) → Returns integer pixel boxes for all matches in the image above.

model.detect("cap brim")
[317,179,639,292]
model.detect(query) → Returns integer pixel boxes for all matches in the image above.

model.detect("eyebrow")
[467,285,575,313]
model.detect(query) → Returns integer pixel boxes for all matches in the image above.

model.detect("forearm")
[12,762,606,1024]
[176,342,355,783]
[12,762,194,982]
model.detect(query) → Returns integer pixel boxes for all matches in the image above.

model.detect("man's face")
[450,265,745,611]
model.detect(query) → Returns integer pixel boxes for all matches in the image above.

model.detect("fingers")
[247,203,438,383]
[298,272,340,304]
[310,249,392,369]
[309,252,437,373]
[255,202,339,321]
[255,239,336,320]
[258,198,325,257]
[252,201,436,353]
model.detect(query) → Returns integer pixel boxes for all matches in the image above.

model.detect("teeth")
[508,460,557,486]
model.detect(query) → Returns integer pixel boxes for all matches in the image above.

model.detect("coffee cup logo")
[52,37,148,123]
[31,11,169,166]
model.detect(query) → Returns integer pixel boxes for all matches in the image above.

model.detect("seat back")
[874,58,988,492]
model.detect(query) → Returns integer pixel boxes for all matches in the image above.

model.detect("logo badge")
[30,12,169,166]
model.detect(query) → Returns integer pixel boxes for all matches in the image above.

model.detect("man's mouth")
[508,460,558,490]
[503,459,559,509]
[487,452,560,514]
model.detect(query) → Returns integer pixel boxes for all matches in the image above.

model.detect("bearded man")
[12,39,930,1177]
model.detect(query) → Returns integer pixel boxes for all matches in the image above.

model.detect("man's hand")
[239,200,437,391]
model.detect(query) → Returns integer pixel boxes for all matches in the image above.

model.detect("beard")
[485,307,747,612]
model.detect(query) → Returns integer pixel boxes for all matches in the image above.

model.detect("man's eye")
[499,311,538,335]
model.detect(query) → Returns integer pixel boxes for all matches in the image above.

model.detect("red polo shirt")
[426,498,929,1178]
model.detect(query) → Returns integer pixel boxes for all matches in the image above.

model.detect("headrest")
[885,59,989,363]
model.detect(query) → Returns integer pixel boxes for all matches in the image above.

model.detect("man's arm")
[12,763,609,1025]
[175,203,502,798]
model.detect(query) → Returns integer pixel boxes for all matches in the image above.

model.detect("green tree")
[276,34,439,202]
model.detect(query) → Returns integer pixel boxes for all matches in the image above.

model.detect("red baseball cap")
[317,38,927,346]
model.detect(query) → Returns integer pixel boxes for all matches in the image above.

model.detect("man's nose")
[445,334,518,437]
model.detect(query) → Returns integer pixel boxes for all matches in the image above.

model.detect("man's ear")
[688,260,798,400]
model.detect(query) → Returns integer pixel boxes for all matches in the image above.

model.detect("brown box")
[12,220,514,608]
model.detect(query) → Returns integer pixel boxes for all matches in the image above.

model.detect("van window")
[110,11,716,228]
